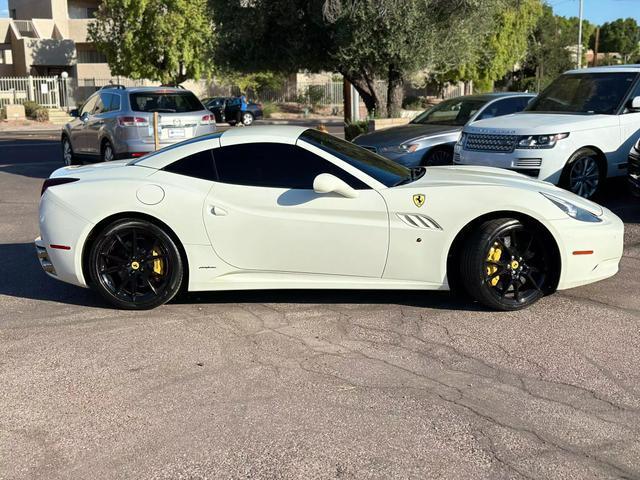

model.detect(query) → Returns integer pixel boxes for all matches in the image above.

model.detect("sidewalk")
[0,121,62,135]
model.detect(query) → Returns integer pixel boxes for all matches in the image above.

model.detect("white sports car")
[36,126,623,311]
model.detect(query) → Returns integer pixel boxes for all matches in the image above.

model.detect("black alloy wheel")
[460,218,553,310]
[88,219,183,310]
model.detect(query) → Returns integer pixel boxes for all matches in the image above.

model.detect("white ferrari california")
[36,126,623,310]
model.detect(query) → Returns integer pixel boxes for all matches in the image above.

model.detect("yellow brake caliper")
[486,242,502,287]
[151,249,164,275]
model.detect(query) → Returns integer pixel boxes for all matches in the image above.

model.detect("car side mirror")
[313,173,358,199]
[70,108,79,118]
[629,96,640,112]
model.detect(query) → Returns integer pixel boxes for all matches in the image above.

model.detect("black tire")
[88,219,184,310]
[423,146,453,166]
[560,148,604,199]
[101,140,115,162]
[459,218,554,311]
[62,135,80,166]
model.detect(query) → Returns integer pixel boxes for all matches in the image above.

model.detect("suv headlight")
[380,143,420,154]
[518,133,569,149]
[541,192,602,222]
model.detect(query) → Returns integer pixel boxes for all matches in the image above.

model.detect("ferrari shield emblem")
[413,194,425,208]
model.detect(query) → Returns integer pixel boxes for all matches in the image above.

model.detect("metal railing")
[0,76,61,109]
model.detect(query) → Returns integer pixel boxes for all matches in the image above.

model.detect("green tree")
[89,0,214,84]
[212,0,509,118]
[597,18,640,63]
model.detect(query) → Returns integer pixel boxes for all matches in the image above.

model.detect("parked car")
[353,93,535,166]
[61,86,216,165]
[628,137,640,196]
[202,96,264,126]
[37,126,622,312]
[455,66,640,199]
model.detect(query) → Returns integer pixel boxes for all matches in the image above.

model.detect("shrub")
[344,120,369,141]
[22,101,41,119]
[261,101,280,119]
[34,108,49,122]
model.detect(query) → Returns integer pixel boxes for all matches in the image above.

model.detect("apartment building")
[0,0,111,79]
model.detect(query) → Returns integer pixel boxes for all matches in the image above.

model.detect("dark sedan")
[353,93,535,167]
[202,96,264,126]
[628,138,640,196]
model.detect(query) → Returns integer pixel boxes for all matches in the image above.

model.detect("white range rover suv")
[455,66,640,198]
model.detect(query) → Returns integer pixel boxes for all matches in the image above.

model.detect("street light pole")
[577,0,584,68]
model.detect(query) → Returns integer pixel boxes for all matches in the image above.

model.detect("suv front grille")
[465,134,518,153]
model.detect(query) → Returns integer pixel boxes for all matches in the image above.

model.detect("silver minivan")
[61,85,216,165]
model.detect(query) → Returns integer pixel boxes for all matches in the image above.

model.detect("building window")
[77,48,107,64]
[0,46,13,65]
[10,9,16,19]
[68,1,100,19]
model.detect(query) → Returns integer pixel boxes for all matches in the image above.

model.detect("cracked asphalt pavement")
[2,133,640,479]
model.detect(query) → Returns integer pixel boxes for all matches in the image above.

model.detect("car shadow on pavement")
[0,139,62,179]
[597,178,640,224]
[0,242,481,311]
[0,242,100,307]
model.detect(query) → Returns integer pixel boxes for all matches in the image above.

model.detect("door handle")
[209,205,228,216]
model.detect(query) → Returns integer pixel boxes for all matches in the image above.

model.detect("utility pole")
[593,27,600,67]
[577,0,584,68]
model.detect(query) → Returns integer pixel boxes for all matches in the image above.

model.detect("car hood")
[396,165,603,215]
[354,123,461,147]
[465,112,617,135]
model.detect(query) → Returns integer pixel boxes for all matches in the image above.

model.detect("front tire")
[62,136,79,166]
[88,219,184,310]
[423,146,453,166]
[561,148,603,199]
[459,218,554,311]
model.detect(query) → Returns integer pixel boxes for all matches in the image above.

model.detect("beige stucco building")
[0,0,112,79]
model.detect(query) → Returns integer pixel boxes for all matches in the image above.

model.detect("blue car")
[353,93,535,167]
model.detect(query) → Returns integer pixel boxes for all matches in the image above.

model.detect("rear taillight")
[201,114,214,125]
[41,177,79,196]
[118,116,149,127]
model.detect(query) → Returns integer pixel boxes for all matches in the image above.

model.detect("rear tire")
[560,148,603,199]
[241,112,254,126]
[101,140,115,162]
[88,219,184,310]
[459,218,554,311]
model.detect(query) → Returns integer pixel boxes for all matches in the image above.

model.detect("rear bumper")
[34,237,57,277]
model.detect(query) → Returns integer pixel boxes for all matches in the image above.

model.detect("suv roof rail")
[100,84,126,90]
[159,84,185,89]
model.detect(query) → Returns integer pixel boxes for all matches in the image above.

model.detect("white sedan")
[36,126,623,311]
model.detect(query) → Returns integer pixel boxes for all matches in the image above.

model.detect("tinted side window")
[164,150,216,181]
[93,94,106,114]
[213,143,369,190]
[478,98,528,121]
[109,94,121,112]
[80,95,97,115]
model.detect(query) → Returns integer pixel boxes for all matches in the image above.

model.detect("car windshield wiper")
[394,167,425,186]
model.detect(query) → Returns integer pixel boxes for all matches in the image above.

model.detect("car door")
[84,92,111,155]
[203,142,390,277]
[70,94,98,153]
[619,78,640,172]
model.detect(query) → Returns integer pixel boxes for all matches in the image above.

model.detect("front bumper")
[455,144,573,185]
[553,208,624,290]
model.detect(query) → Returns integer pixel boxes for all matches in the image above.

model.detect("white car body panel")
[37,126,624,298]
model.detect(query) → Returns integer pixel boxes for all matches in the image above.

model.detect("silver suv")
[61,85,216,165]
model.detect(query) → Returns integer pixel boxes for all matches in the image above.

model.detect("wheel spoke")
[114,233,129,254]
[102,265,126,274]
[144,275,159,296]
[524,273,543,292]
[132,229,138,255]
[101,252,126,263]
[485,268,508,285]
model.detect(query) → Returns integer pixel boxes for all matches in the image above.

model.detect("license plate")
[167,128,185,138]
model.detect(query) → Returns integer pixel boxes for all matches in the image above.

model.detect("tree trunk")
[341,71,386,118]
[386,66,404,118]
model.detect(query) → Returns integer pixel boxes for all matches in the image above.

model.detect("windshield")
[130,91,204,113]
[299,129,412,187]
[411,98,486,126]
[526,72,638,114]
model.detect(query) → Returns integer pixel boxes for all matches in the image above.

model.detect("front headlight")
[541,192,602,222]
[518,133,569,149]
[380,143,420,154]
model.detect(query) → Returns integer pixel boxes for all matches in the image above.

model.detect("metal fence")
[0,76,63,109]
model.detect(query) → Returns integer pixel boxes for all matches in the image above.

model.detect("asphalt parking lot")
[2,131,640,480]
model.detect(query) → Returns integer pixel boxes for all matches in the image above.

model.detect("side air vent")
[397,213,442,230]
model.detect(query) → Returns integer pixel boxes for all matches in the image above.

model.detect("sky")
[549,0,640,24]
[0,0,638,24]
